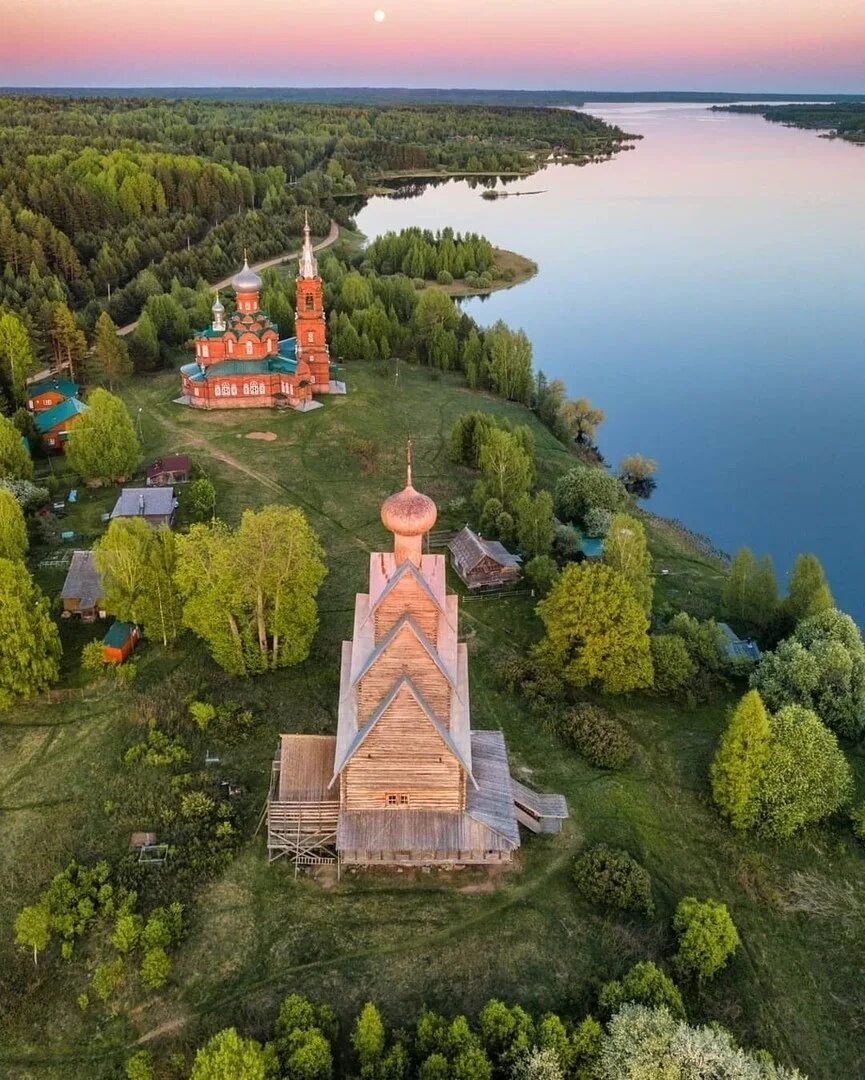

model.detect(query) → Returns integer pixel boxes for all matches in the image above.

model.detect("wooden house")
[448,526,521,591]
[102,621,139,664]
[60,550,105,620]
[33,397,88,451]
[146,455,191,486]
[26,376,80,413]
[110,487,175,527]
[268,448,566,871]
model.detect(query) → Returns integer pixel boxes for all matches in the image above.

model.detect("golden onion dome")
[380,442,437,537]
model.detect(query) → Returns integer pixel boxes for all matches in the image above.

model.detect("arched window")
[242,383,249,395]
[307,331,314,344]
[305,293,314,310]
[214,384,221,397]
[258,382,266,395]
[228,339,234,354]
[246,341,253,356]
[202,344,209,358]
[231,383,238,396]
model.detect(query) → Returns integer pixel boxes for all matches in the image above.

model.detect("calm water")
[355,103,865,623]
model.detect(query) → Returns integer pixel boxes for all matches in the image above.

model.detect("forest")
[0,94,629,370]
[717,102,865,143]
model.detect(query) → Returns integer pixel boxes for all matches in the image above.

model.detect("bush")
[125,1051,154,1080]
[572,845,654,916]
[650,635,697,695]
[554,467,628,526]
[852,802,865,842]
[140,945,171,989]
[559,704,634,769]
[673,897,740,980]
[436,270,454,285]
[599,961,685,1020]
[552,523,582,562]
[583,506,612,539]
[524,555,558,596]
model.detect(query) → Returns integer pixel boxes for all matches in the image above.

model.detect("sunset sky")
[2,0,864,92]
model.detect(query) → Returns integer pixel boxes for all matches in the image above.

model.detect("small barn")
[26,376,80,413]
[33,397,88,451]
[718,623,761,663]
[146,455,191,486]
[111,487,175,527]
[448,525,521,591]
[60,550,105,620]
[102,621,139,664]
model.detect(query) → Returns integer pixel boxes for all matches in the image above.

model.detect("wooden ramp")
[511,777,569,834]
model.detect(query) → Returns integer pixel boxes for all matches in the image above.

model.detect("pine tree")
[90,311,132,390]
[710,690,771,829]
[129,312,159,371]
[50,302,87,378]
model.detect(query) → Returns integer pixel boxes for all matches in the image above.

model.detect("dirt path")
[116,219,340,337]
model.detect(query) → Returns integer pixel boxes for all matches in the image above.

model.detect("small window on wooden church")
[385,793,409,808]
[399,794,410,806]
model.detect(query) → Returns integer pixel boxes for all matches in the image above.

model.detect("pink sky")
[2,0,864,91]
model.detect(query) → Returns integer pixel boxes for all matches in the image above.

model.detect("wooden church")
[267,448,567,870]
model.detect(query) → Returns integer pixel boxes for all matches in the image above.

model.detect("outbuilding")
[448,525,522,591]
[110,487,175,527]
[145,455,191,486]
[60,550,105,620]
[102,621,139,664]
[718,622,761,663]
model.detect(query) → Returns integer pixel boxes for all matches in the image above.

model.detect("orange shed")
[101,621,139,664]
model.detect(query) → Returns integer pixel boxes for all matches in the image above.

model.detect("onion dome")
[211,294,225,314]
[231,255,262,293]
[381,442,437,552]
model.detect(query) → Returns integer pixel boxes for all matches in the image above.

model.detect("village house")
[145,455,191,486]
[26,376,80,413]
[179,215,345,410]
[33,397,88,451]
[60,550,105,621]
[110,487,175,527]
[448,525,522,591]
[267,447,566,871]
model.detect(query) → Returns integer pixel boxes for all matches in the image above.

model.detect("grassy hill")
[1,362,863,1079]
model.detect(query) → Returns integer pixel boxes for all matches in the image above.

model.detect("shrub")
[140,945,171,989]
[92,957,126,1002]
[583,506,612,538]
[125,1051,154,1080]
[189,700,216,730]
[524,555,558,596]
[559,704,634,769]
[650,634,697,695]
[436,270,454,285]
[852,802,865,842]
[599,961,685,1019]
[572,845,654,916]
[552,523,582,562]
[554,467,628,526]
[82,640,107,677]
[673,897,740,980]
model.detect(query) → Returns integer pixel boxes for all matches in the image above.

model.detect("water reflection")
[356,104,865,623]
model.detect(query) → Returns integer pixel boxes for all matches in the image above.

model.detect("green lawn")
[1,363,863,1079]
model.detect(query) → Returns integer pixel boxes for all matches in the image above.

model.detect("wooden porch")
[266,735,340,876]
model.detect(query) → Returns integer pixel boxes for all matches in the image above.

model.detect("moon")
[373,8,386,21]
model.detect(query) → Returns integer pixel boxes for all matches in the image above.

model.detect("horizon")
[4,0,864,93]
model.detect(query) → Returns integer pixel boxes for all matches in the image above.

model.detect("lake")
[354,103,865,624]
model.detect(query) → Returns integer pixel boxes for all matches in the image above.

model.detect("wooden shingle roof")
[448,526,521,571]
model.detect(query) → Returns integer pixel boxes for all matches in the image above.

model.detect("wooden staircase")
[511,778,569,834]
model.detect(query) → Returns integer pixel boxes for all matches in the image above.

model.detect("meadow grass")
[0,362,862,1078]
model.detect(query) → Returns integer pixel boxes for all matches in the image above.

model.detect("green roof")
[34,397,88,434]
[103,621,135,648]
[27,376,79,400]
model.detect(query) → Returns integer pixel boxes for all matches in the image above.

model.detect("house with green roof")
[26,376,80,413]
[33,397,89,451]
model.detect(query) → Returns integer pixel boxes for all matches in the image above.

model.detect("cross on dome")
[380,439,437,565]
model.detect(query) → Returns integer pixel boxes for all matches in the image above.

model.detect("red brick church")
[180,214,345,410]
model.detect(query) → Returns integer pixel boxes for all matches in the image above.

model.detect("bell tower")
[295,212,331,391]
